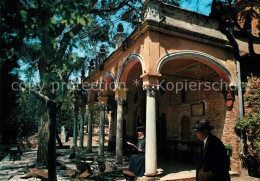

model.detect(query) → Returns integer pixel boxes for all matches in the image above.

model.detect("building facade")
[84,0,260,176]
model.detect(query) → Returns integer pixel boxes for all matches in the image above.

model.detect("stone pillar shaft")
[73,114,78,147]
[98,105,105,155]
[145,86,157,175]
[116,98,124,163]
[87,108,93,152]
[79,111,85,148]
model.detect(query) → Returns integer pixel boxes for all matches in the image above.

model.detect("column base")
[86,149,92,153]
[138,176,160,180]
[144,173,157,177]
[115,161,123,164]
[72,144,77,148]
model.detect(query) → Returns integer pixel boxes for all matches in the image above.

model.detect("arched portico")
[114,53,146,163]
[86,82,99,153]
[101,72,116,92]
[154,50,239,173]
[156,50,236,85]
[116,53,145,88]
[101,72,117,153]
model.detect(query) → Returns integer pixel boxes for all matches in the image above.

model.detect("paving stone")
[160,170,196,181]
[20,172,37,179]
[66,163,77,170]
[0,175,12,180]
[0,170,8,175]
[64,170,77,177]
[8,170,25,176]
[79,171,90,178]
[17,167,26,172]
[57,170,67,176]
[35,170,48,180]
[57,163,67,170]
[57,176,71,181]
[76,162,92,174]
[73,178,84,181]
[9,175,21,181]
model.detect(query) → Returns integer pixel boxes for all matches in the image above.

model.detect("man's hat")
[192,119,214,132]
[137,126,145,132]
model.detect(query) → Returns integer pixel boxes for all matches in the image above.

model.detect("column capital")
[98,96,108,105]
[80,105,86,113]
[114,88,128,100]
[99,104,106,111]
[141,73,161,97]
[115,97,126,105]
[88,102,94,109]
[140,72,161,89]
[144,85,158,97]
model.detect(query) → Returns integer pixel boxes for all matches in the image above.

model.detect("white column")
[73,105,79,147]
[87,108,93,152]
[98,104,105,155]
[115,98,125,163]
[79,109,85,148]
[108,111,113,142]
[145,86,157,176]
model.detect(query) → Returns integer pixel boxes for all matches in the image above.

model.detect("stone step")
[160,170,239,181]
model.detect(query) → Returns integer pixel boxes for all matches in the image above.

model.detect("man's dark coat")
[196,134,230,181]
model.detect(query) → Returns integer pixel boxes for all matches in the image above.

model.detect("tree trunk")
[37,105,49,167]
[47,101,57,181]
[36,101,57,181]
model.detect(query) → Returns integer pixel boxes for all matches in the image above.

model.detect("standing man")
[192,119,230,181]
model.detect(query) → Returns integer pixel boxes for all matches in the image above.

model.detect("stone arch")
[101,72,116,94]
[116,53,145,88]
[156,50,236,85]
[101,72,116,86]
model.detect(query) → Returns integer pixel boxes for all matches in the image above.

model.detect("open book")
[127,142,138,150]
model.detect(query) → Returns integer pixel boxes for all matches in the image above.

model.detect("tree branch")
[89,1,130,14]
[64,70,73,83]
[227,1,257,56]
[57,24,83,60]
[21,83,50,103]
[248,36,256,56]
[210,0,241,61]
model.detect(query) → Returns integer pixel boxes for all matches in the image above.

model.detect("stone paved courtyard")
[0,134,257,181]
[0,147,128,181]
[0,147,249,181]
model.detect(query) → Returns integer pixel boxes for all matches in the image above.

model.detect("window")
[181,116,190,140]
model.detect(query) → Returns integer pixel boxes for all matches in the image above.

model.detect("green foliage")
[11,90,42,138]
[235,111,260,144]
[235,88,260,177]
[0,50,20,143]
[56,100,74,137]
[1,1,24,143]
[244,89,260,107]
[235,110,260,176]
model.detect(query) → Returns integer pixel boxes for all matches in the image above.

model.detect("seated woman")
[128,126,145,177]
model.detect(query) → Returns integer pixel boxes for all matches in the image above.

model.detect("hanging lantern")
[226,89,234,108]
